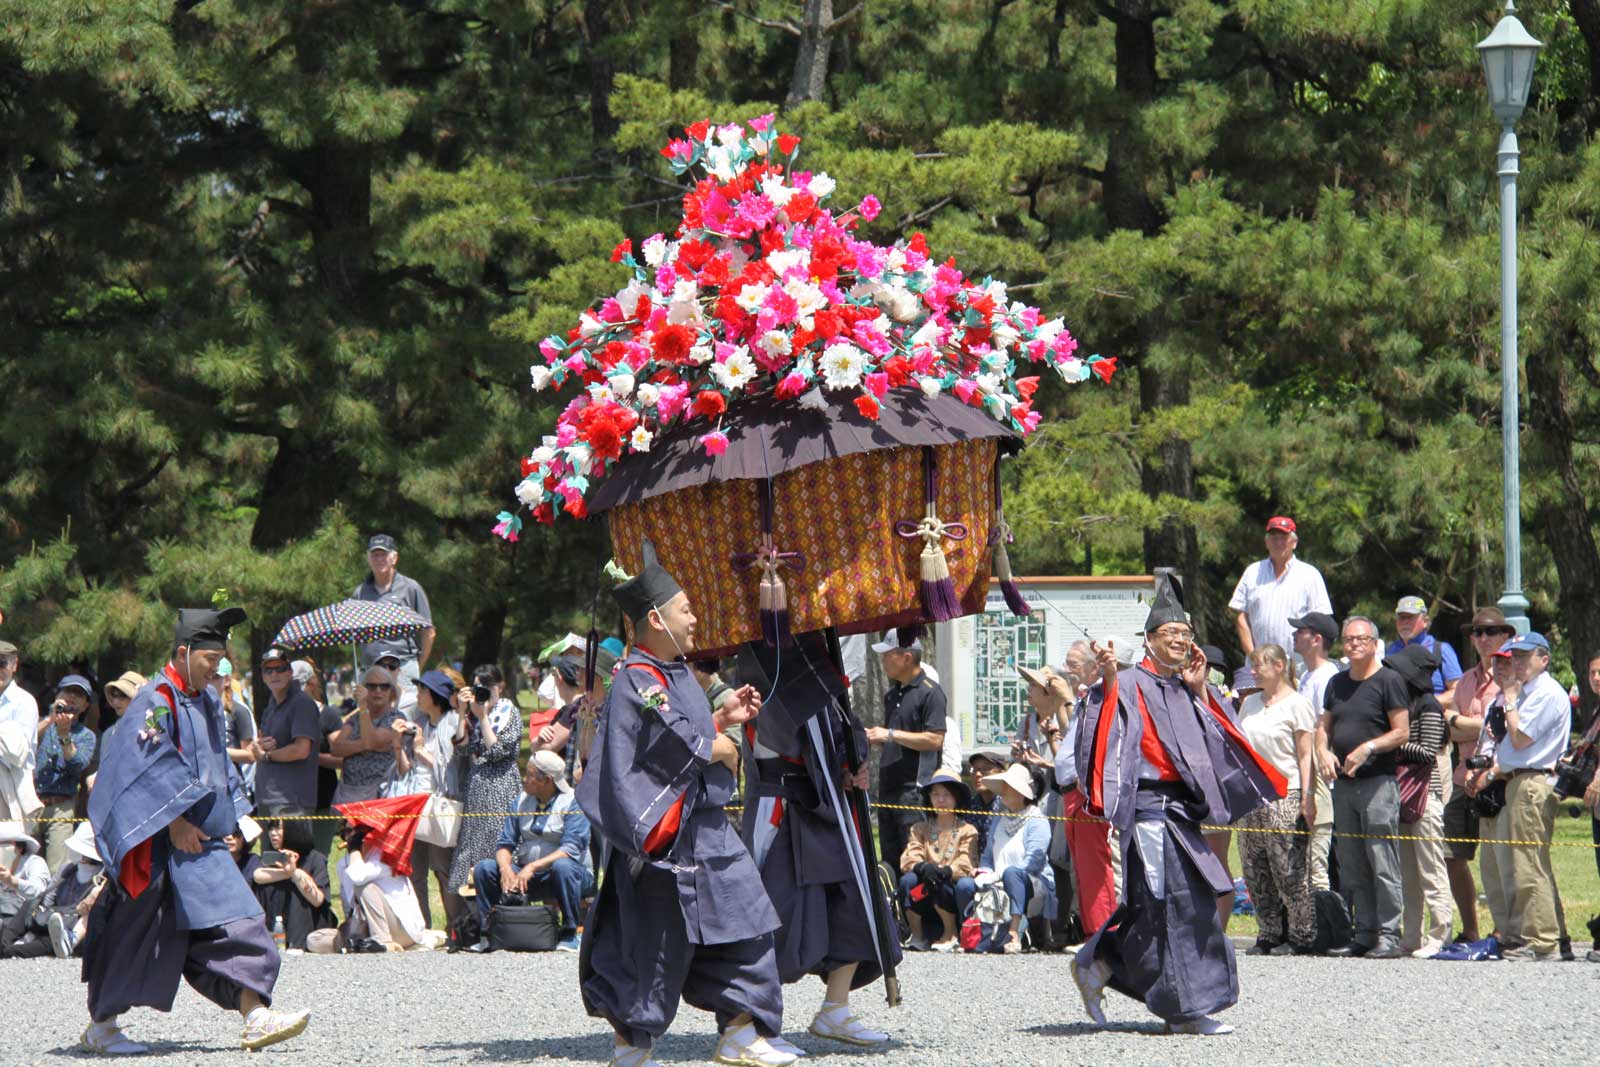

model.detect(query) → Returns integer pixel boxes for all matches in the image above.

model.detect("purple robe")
[577,648,782,1047]
[741,695,897,989]
[82,669,278,1021]
[1074,663,1285,1025]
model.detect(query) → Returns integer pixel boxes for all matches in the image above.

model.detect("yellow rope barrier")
[24,798,1600,849]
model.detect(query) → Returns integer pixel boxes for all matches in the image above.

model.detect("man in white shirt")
[1471,632,1569,961]
[1290,612,1340,891]
[0,642,40,775]
[1229,517,1333,657]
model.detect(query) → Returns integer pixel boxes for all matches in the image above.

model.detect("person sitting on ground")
[964,747,1009,853]
[898,772,980,952]
[0,821,77,959]
[1,821,105,960]
[971,763,1057,953]
[247,819,336,951]
[469,751,594,954]
[309,821,427,954]
[222,817,263,874]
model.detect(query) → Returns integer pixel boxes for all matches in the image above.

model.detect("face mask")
[537,674,559,705]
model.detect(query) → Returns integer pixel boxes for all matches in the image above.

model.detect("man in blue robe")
[577,542,793,1067]
[1071,575,1286,1036]
[736,632,898,1055]
[80,607,310,1055]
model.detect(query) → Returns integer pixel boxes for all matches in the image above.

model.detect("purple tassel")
[991,460,1029,617]
[920,576,963,621]
[897,449,970,623]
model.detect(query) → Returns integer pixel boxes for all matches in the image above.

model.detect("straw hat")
[104,671,147,702]
[980,763,1038,802]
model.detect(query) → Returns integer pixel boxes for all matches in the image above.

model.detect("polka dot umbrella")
[271,598,430,653]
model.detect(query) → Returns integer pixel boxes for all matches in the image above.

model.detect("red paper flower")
[686,120,711,140]
[777,133,801,155]
[1092,357,1118,382]
[693,390,727,419]
[653,324,695,364]
[854,394,881,420]
[610,239,632,263]
[1014,375,1040,400]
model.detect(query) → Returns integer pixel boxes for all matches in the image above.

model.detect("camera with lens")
[471,684,492,704]
[1465,754,1494,772]
[500,889,528,907]
[1551,748,1597,801]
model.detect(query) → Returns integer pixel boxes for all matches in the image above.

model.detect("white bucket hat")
[0,820,40,856]
[65,822,101,863]
[980,763,1037,802]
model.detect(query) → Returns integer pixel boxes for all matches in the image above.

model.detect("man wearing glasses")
[252,648,321,819]
[1443,607,1515,944]
[1315,616,1410,959]
[1070,574,1287,1036]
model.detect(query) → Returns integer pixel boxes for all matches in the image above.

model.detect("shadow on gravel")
[423,1033,717,1063]
[47,1040,211,1059]
[1023,1021,1167,1038]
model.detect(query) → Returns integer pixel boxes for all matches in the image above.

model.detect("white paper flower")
[820,342,866,390]
[630,426,654,453]
[688,344,714,366]
[608,373,635,399]
[515,478,542,506]
[1034,317,1065,342]
[735,283,771,313]
[587,382,616,405]
[976,372,1002,395]
[766,248,810,278]
[785,279,827,325]
[918,376,943,398]
[635,382,660,408]
[759,174,795,207]
[992,321,1020,351]
[642,234,668,267]
[578,312,603,338]
[759,330,792,360]
[531,444,557,466]
[616,279,649,318]
[529,365,553,391]
[712,348,758,391]
[808,172,837,198]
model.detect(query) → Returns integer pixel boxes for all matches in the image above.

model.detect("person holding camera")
[1468,633,1570,961]
[30,675,97,872]
[248,818,336,951]
[468,751,593,953]
[444,665,523,902]
[391,670,464,931]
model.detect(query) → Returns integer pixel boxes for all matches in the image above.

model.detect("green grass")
[1221,805,1598,945]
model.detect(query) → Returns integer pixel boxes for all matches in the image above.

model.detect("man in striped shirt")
[1229,516,1333,657]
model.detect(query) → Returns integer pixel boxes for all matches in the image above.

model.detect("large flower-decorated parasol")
[500,116,1114,652]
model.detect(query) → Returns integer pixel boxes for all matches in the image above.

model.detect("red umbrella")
[333,792,428,877]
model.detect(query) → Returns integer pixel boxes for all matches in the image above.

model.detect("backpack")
[1311,889,1353,954]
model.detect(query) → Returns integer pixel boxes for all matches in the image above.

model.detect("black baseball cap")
[367,534,398,553]
[1288,611,1338,648]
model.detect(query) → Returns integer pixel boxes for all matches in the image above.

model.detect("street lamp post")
[1477,2,1541,635]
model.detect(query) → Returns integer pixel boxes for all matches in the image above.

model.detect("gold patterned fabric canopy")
[609,438,999,657]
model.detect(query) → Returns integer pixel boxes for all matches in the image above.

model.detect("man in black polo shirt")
[866,629,947,872]
[1314,615,1410,959]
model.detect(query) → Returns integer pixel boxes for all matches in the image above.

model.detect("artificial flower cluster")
[502,116,1114,533]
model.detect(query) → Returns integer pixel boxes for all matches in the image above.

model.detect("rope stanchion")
[27,798,1600,849]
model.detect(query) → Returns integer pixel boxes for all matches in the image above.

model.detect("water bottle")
[271,916,286,953]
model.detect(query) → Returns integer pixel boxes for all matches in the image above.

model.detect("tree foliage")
[5,1,1600,704]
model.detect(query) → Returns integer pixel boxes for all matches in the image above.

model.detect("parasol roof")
[589,389,1021,514]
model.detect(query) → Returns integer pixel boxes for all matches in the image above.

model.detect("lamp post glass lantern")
[1477,1,1541,636]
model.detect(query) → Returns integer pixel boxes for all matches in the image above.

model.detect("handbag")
[1395,763,1431,824]
[415,793,464,848]
[487,903,561,952]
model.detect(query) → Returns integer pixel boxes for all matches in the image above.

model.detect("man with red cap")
[1228,516,1333,659]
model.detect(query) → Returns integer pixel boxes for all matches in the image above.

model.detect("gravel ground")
[9,948,1596,1066]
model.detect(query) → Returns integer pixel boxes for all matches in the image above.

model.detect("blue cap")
[1503,632,1550,653]
[600,637,625,658]
[414,669,455,706]
[56,674,93,697]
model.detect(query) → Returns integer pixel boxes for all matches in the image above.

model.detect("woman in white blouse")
[310,825,426,953]
[1234,644,1318,955]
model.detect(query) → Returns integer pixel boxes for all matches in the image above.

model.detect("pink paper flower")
[858,195,881,221]
[701,430,729,456]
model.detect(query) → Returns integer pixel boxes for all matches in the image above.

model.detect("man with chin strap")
[1071,574,1286,1036]
[79,607,310,1055]
[577,542,792,1067]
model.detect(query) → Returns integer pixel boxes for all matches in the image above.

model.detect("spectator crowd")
[2,521,1599,970]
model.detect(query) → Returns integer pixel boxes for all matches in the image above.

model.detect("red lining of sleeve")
[628,661,687,854]
[1086,671,1117,815]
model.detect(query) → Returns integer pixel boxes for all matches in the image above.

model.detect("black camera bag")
[487,903,561,952]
